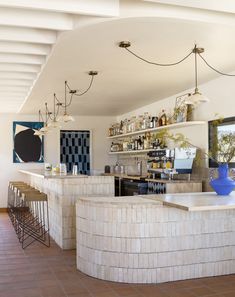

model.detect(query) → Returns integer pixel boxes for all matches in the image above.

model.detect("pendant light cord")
[124,46,193,66]
[194,45,198,90]
[38,71,97,124]
[73,74,95,96]
[122,42,235,77]
[198,53,235,77]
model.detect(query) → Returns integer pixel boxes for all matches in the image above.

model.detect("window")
[208,117,235,168]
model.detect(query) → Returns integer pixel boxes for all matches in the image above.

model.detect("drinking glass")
[72,165,78,175]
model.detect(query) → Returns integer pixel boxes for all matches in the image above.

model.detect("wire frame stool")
[8,182,50,249]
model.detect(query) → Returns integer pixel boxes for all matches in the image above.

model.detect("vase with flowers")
[209,131,235,195]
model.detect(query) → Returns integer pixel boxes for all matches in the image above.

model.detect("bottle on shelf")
[142,112,150,130]
[158,109,167,126]
[154,116,159,128]
[131,116,136,132]
[165,158,173,169]
[149,116,156,128]
[143,135,147,150]
[123,119,128,134]
[119,120,123,134]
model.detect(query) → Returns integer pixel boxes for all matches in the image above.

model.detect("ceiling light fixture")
[48,94,62,128]
[34,110,45,136]
[56,71,98,123]
[35,71,98,131]
[119,41,235,105]
[40,103,51,133]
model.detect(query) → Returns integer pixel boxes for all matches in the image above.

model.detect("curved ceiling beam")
[0,26,57,44]
[0,0,119,17]
[144,0,235,14]
[120,0,235,26]
[0,41,51,55]
[0,7,73,31]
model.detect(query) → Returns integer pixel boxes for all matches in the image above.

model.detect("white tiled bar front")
[76,193,235,283]
[20,170,114,249]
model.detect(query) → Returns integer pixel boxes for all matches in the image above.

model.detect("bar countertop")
[19,169,88,179]
[79,191,235,211]
[145,191,235,211]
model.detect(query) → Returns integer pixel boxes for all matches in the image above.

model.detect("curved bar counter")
[76,192,235,283]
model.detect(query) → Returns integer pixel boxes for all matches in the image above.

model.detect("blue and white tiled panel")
[60,130,90,174]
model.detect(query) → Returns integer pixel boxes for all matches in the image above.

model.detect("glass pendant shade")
[184,88,209,106]
[190,88,210,104]
[48,120,61,128]
[34,130,45,136]
[40,125,50,133]
[58,113,75,123]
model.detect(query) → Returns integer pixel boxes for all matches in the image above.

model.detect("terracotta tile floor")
[0,213,235,297]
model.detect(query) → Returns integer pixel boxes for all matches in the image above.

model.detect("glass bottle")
[159,110,167,126]
[123,119,127,134]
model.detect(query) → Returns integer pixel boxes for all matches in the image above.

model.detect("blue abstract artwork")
[13,121,44,163]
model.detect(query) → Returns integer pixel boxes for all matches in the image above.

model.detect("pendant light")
[34,71,98,128]
[39,103,51,133]
[188,45,209,105]
[34,110,45,136]
[58,81,75,123]
[58,71,98,123]
[48,94,62,128]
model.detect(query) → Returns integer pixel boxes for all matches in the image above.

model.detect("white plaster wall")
[45,115,117,173]
[0,114,116,207]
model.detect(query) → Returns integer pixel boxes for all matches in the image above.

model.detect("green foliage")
[216,132,235,163]
[152,115,235,165]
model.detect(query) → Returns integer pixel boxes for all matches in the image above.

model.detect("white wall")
[117,74,235,152]
[0,114,116,207]
[45,115,117,172]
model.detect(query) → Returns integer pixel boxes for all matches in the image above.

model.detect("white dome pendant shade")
[34,129,45,136]
[58,112,75,123]
[48,119,61,128]
[184,88,209,106]
[190,88,210,104]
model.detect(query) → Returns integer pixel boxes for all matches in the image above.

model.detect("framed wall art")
[13,121,44,163]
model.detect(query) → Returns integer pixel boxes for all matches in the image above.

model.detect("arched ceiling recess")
[1,0,235,114]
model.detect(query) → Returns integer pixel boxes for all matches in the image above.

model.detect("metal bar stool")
[19,192,50,249]
[8,182,50,249]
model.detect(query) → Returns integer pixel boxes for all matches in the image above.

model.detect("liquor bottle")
[123,119,128,134]
[158,110,167,126]
[165,158,173,169]
[119,121,123,134]
[143,135,147,150]
[137,136,142,150]
[154,116,159,127]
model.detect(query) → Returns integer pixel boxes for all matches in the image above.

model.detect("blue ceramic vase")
[210,163,235,195]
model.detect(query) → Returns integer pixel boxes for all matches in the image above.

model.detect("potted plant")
[209,131,235,195]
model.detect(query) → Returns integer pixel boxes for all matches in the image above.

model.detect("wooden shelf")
[107,121,206,140]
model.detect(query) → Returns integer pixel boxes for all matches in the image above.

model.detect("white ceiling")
[1,0,235,115]
[0,0,118,113]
